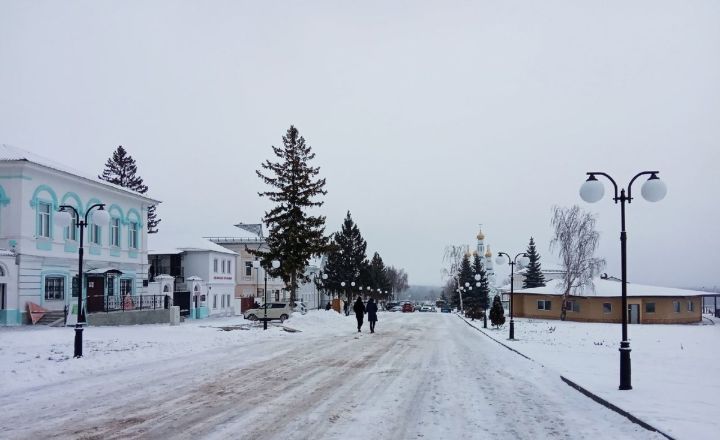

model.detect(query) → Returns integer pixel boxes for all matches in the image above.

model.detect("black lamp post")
[55,203,110,358]
[496,252,529,340]
[580,170,666,390]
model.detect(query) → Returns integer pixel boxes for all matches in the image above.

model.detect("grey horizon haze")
[1,1,718,290]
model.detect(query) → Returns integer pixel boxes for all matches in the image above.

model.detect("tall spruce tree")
[471,253,490,311]
[523,237,546,289]
[489,295,506,328]
[323,211,367,301]
[254,126,331,304]
[369,252,391,299]
[457,253,474,311]
[99,146,160,233]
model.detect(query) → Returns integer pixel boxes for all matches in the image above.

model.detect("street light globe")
[464,282,469,287]
[474,274,481,281]
[341,281,346,287]
[252,260,261,269]
[322,273,328,280]
[476,282,481,287]
[271,260,280,269]
[93,208,111,227]
[351,282,356,287]
[54,210,72,228]
[495,256,505,266]
[641,174,667,203]
[580,176,605,203]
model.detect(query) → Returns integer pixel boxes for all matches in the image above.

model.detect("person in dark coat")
[353,296,365,332]
[366,298,378,333]
[325,301,332,311]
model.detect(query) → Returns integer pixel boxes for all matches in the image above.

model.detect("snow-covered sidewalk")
[461,315,720,440]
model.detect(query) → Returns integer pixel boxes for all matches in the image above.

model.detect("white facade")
[0,145,159,325]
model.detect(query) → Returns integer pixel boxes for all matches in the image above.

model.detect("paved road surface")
[1,313,663,439]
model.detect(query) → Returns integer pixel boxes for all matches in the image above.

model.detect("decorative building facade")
[0,145,159,326]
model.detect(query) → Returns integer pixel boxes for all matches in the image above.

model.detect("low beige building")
[512,277,702,324]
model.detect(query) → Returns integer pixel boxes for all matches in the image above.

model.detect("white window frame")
[537,300,551,310]
[245,261,252,276]
[214,259,218,273]
[687,300,694,312]
[89,223,102,245]
[110,217,120,247]
[129,222,139,249]
[673,301,680,313]
[37,202,52,238]
[65,210,78,241]
[213,294,217,308]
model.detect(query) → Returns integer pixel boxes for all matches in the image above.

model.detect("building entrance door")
[628,304,640,324]
[86,276,106,313]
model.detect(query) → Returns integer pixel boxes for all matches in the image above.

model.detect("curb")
[456,314,675,440]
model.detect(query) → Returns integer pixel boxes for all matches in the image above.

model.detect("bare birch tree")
[441,244,469,308]
[550,205,605,320]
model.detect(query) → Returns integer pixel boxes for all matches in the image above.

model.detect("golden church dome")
[476,230,485,241]
[485,246,492,258]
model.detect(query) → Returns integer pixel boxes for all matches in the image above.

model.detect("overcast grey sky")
[2,1,718,289]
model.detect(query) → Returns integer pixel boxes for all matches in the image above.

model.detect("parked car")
[402,303,414,313]
[420,305,432,312]
[390,305,403,312]
[244,302,293,323]
[440,306,452,313]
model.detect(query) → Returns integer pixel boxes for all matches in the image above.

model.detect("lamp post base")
[263,317,268,330]
[483,312,487,329]
[73,325,83,358]
[509,319,515,340]
[619,341,632,390]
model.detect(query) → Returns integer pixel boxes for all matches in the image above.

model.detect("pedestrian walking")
[353,296,365,332]
[325,301,331,311]
[366,297,378,333]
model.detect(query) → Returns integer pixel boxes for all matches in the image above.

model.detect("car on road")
[402,303,414,313]
[390,305,403,312]
[420,305,432,312]
[440,306,452,313]
[243,302,293,323]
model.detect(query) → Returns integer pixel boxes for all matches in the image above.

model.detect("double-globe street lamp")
[580,170,666,390]
[54,203,111,358]
[495,252,529,340]
[315,272,328,310]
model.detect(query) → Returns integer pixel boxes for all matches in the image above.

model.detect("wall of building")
[0,162,155,324]
[514,293,701,324]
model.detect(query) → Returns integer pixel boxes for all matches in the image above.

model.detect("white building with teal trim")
[0,144,160,326]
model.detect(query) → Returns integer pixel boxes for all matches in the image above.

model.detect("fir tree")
[466,253,490,319]
[489,295,506,328]
[369,252,391,299]
[99,145,161,233]
[253,126,331,304]
[323,211,367,301]
[457,253,474,311]
[523,237,546,289]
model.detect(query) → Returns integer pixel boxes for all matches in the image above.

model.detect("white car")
[420,306,432,312]
[243,302,293,323]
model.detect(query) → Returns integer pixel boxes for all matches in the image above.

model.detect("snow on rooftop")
[148,234,237,255]
[0,144,160,203]
[515,277,708,297]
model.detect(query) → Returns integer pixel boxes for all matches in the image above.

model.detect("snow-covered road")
[1,313,664,439]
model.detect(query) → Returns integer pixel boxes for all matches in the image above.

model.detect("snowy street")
[1,312,663,439]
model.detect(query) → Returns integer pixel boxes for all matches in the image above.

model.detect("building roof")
[514,278,707,298]
[148,234,238,256]
[0,144,160,204]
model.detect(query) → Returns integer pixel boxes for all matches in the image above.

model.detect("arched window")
[0,264,5,277]
[163,285,170,293]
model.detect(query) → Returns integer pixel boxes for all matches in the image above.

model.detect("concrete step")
[36,311,65,325]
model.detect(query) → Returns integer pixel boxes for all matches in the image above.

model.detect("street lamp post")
[496,252,529,340]
[580,170,666,390]
[263,259,281,330]
[474,274,488,328]
[55,203,110,358]
[341,281,347,315]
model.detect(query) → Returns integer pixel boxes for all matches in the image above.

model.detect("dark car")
[402,303,414,313]
[440,306,452,313]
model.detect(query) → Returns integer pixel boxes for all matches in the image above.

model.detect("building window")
[603,303,612,314]
[537,300,552,310]
[107,275,117,296]
[566,301,580,312]
[673,301,680,313]
[214,259,218,273]
[129,222,139,249]
[257,288,264,298]
[227,261,232,274]
[226,294,231,307]
[213,295,217,309]
[37,202,51,238]
[110,218,120,247]
[245,262,253,276]
[72,276,79,297]
[688,301,694,312]
[65,210,78,241]
[275,291,280,302]
[89,223,101,245]
[120,279,133,296]
[45,277,64,301]
[645,302,656,313]
[221,295,225,308]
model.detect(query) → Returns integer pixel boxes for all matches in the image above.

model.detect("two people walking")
[353,296,378,333]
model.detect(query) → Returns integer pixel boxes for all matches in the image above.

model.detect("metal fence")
[104,295,167,312]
